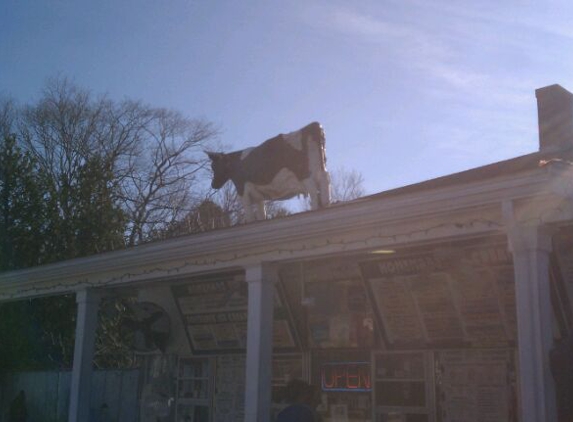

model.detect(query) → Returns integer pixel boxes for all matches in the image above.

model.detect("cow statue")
[206,122,331,222]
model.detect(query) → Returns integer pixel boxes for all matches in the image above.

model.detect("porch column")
[68,289,100,422]
[507,225,557,422]
[244,263,276,422]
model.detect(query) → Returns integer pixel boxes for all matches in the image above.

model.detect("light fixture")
[369,249,396,254]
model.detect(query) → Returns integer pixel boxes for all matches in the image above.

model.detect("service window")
[176,357,212,422]
[434,349,517,422]
[312,350,372,422]
[304,278,376,349]
[373,351,435,422]
[272,354,306,419]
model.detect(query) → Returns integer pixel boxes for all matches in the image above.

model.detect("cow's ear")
[205,151,221,161]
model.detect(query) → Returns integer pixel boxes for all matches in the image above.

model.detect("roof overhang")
[1,159,572,301]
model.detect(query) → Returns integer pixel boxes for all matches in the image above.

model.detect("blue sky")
[1,0,573,195]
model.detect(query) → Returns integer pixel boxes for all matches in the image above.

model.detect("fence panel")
[103,371,122,417]
[118,370,140,422]
[56,372,71,422]
[0,369,141,422]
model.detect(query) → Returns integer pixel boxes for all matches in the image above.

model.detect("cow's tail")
[307,122,330,207]
[319,124,327,171]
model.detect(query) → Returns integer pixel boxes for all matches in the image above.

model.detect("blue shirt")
[276,404,317,422]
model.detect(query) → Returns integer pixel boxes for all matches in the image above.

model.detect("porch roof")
[1,147,572,301]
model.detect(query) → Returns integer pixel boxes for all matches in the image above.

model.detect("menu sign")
[362,244,516,346]
[172,272,297,353]
[214,355,245,422]
[369,276,424,343]
[410,273,464,341]
[493,267,517,341]
[436,349,516,422]
[304,258,362,283]
[453,269,508,345]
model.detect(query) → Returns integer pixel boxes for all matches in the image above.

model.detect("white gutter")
[1,163,572,300]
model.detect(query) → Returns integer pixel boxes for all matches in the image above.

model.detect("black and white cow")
[207,122,331,222]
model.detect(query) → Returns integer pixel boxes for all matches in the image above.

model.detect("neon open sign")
[321,362,372,392]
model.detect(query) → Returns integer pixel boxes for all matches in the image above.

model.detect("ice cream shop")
[1,84,573,422]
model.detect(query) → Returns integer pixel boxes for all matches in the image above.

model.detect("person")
[276,379,321,422]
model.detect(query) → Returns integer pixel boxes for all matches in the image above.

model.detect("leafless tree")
[329,166,366,203]
[297,166,366,211]
[16,77,219,247]
[206,183,291,225]
[212,182,245,225]
[120,107,217,245]
[17,79,113,255]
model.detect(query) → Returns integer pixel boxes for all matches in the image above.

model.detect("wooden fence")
[0,369,141,422]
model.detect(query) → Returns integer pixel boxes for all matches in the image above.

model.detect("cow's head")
[206,151,231,189]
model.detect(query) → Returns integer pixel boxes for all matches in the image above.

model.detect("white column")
[68,289,100,422]
[508,225,557,422]
[244,264,276,422]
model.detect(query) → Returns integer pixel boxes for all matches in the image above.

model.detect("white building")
[2,84,573,422]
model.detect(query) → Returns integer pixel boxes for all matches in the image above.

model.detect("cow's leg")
[239,194,256,222]
[318,170,331,207]
[302,178,320,210]
[241,185,267,222]
[254,201,266,220]
[306,136,331,208]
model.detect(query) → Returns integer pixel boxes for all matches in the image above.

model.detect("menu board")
[214,355,245,422]
[374,351,431,420]
[172,271,297,353]
[369,276,425,344]
[454,267,517,345]
[453,270,503,340]
[311,350,372,422]
[362,244,516,347]
[492,267,518,342]
[410,273,464,341]
[304,257,363,283]
[435,349,517,422]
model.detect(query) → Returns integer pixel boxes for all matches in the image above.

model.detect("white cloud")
[300,1,571,164]
[307,3,566,105]
[305,5,475,83]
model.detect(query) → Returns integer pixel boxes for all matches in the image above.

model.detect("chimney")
[535,84,573,152]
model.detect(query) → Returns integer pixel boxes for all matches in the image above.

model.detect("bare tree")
[207,183,291,225]
[18,78,116,257]
[296,166,366,211]
[212,182,245,225]
[17,77,219,247]
[330,166,366,202]
[121,107,217,245]
[19,78,102,186]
